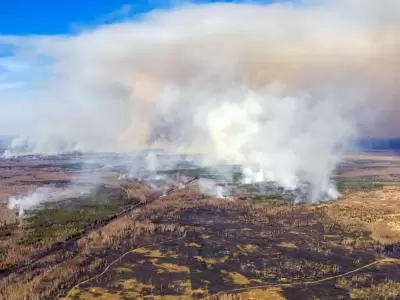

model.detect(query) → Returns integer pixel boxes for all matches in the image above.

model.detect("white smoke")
[198,178,230,199]
[1,0,400,203]
[7,185,93,216]
[6,155,108,216]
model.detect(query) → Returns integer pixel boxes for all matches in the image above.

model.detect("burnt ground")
[0,153,400,299]
[66,192,400,300]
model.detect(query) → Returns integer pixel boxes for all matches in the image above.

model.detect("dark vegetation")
[159,165,243,183]
[336,176,385,192]
[18,186,138,247]
[0,184,145,275]
[237,194,293,206]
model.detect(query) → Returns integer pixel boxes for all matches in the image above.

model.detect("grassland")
[0,155,400,299]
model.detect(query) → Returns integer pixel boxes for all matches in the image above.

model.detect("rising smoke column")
[1,0,400,202]
[8,185,93,216]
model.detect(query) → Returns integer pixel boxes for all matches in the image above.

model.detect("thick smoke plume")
[1,0,400,203]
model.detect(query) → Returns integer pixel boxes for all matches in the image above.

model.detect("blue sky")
[0,0,280,93]
[0,0,278,35]
[0,1,180,95]
[0,0,170,35]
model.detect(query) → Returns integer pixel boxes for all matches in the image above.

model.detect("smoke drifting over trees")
[1,0,399,201]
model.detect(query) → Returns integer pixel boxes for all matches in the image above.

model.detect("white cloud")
[0,56,30,95]
[103,4,134,22]
[0,57,29,72]
[0,82,25,91]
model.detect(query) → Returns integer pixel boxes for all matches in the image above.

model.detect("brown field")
[0,153,400,299]
[340,153,400,179]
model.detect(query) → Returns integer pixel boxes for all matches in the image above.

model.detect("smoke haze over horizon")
[1,0,400,202]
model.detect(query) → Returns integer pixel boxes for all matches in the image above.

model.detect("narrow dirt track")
[59,232,188,299]
[206,258,395,300]
[0,177,198,280]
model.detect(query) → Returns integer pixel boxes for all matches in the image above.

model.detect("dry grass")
[351,280,400,299]
[216,288,286,300]
[0,213,184,300]
[223,272,251,285]
[277,242,297,249]
[317,185,400,245]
